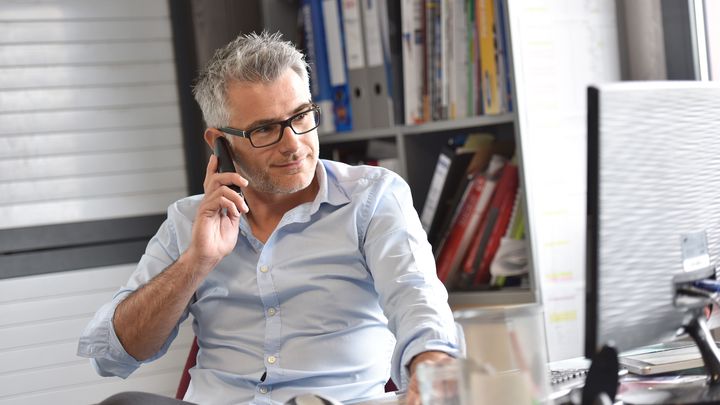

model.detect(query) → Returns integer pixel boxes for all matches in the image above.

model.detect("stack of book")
[421,133,527,290]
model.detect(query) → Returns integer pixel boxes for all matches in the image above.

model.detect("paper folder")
[361,0,394,129]
[340,0,372,131]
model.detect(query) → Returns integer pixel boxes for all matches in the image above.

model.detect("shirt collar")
[239,160,351,239]
[311,159,351,211]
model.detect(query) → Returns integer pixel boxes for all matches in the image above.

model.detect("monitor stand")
[622,314,720,404]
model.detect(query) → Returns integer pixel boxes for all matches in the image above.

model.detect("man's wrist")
[408,351,454,376]
[178,247,219,278]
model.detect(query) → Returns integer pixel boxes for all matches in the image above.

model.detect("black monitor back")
[586,81,720,358]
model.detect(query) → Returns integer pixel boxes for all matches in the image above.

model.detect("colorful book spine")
[494,0,513,112]
[458,162,518,287]
[476,0,500,114]
[400,0,425,124]
[434,155,505,288]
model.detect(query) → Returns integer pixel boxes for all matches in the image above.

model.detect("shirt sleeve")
[76,215,191,378]
[361,172,466,388]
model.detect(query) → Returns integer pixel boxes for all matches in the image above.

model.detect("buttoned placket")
[248,201,317,398]
[255,236,283,396]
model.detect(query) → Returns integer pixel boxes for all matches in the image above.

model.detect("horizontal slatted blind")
[0,0,188,231]
[0,2,196,401]
[0,264,194,405]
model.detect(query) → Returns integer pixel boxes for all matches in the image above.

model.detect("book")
[423,146,472,246]
[431,133,511,254]
[472,175,518,287]
[420,150,452,232]
[619,342,712,375]
[490,191,527,287]
[433,174,473,259]
[457,161,518,288]
[423,0,438,121]
[434,155,506,288]
[400,0,425,124]
[440,0,451,120]
[425,134,495,248]
[449,0,469,120]
[379,0,405,125]
[467,0,480,116]
[476,0,500,115]
[494,0,513,112]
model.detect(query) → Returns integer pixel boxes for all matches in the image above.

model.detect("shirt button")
[260,265,269,273]
[259,387,268,394]
[267,355,277,364]
[268,307,277,316]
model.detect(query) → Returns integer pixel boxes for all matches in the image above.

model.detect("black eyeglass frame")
[217,104,321,148]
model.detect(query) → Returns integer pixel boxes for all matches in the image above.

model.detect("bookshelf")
[311,0,533,308]
[319,112,533,308]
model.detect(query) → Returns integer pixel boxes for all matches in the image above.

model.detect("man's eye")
[253,126,273,134]
[292,112,308,122]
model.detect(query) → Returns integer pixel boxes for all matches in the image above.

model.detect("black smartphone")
[213,137,244,197]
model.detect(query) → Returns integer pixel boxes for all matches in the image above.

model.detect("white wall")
[0,264,194,405]
[507,0,621,361]
[707,0,720,81]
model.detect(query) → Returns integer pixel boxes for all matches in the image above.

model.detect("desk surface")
[346,391,405,405]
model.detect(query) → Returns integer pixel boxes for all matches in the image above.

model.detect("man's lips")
[274,158,304,169]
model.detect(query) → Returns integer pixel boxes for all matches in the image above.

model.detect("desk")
[550,355,710,405]
[346,391,405,405]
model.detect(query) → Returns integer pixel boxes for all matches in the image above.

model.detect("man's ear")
[203,128,224,149]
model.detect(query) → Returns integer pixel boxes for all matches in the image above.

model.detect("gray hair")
[193,31,310,128]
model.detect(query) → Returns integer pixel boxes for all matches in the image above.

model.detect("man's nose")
[277,124,302,151]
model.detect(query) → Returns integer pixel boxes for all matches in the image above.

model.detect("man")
[78,31,463,405]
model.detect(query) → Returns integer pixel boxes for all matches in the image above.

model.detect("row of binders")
[421,133,528,291]
[299,0,513,134]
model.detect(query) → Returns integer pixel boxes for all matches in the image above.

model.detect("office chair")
[175,337,397,399]
[175,337,199,399]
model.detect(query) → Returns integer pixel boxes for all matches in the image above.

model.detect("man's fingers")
[212,172,248,191]
[204,185,247,214]
[406,378,421,405]
[204,154,248,192]
[218,195,240,218]
[204,154,219,190]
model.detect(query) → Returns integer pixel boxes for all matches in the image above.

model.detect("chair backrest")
[175,337,397,399]
[175,336,199,400]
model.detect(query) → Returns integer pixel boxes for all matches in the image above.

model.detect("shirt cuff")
[392,322,466,388]
[77,291,142,378]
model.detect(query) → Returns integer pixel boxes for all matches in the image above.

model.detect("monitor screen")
[585,81,720,358]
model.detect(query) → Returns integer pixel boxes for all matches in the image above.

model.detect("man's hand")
[114,155,249,360]
[405,351,455,405]
[186,154,249,271]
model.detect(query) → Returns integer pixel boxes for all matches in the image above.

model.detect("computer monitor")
[585,81,720,404]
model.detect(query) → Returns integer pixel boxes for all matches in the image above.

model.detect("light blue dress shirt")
[78,160,463,405]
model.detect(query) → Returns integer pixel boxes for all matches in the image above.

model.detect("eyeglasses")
[218,104,321,148]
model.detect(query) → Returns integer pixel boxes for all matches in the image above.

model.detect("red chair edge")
[175,336,199,400]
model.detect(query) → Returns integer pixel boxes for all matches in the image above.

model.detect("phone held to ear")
[213,137,244,198]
